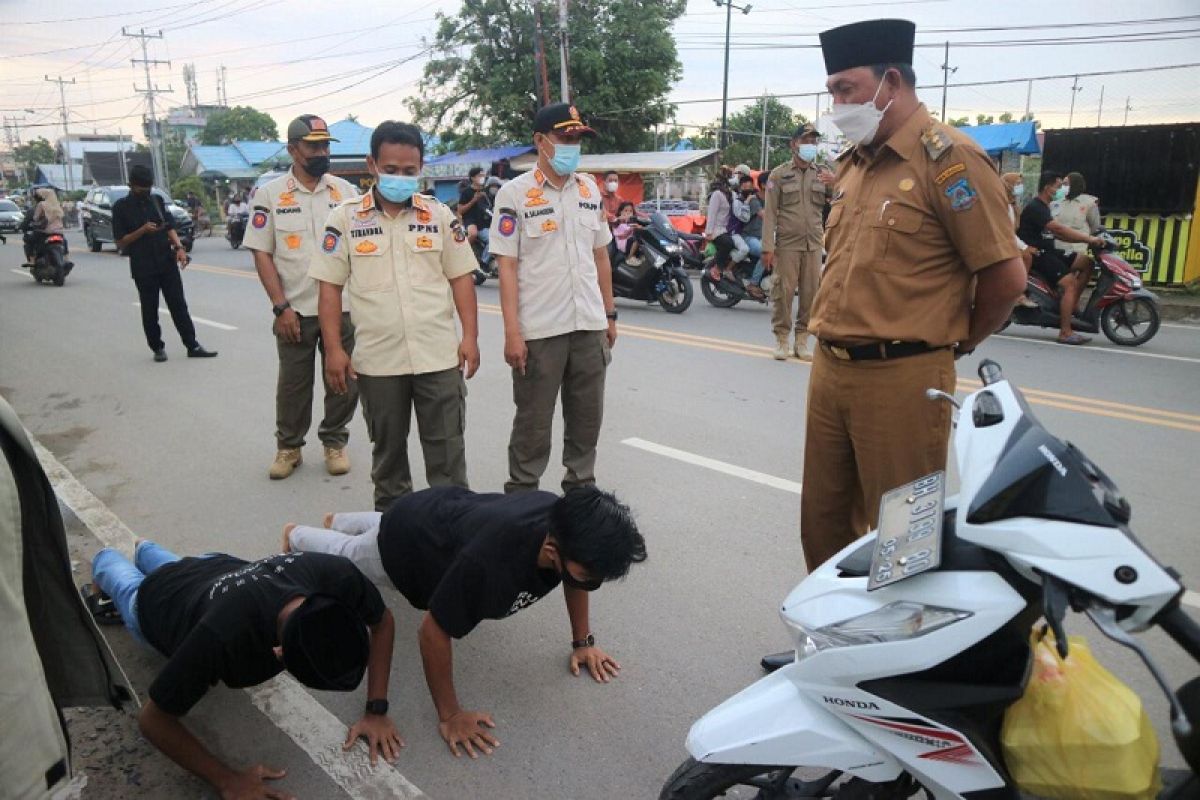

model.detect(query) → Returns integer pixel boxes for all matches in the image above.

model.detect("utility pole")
[1024,80,1033,120]
[46,75,76,191]
[219,65,228,107]
[759,92,768,170]
[1096,84,1104,127]
[124,27,173,189]
[1067,75,1082,128]
[117,128,129,185]
[1123,97,1133,126]
[557,0,570,102]
[715,0,752,150]
[939,41,957,122]
[814,92,822,127]
[533,5,552,106]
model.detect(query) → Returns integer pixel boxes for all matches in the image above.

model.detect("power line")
[4,1,209,25]
[45,75,77,190]
[124,27,173,188]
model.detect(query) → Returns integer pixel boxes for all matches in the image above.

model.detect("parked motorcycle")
[1004,232,1161,346]
[25,232,72,286]
[663,360,1200,799]
[226,212,248,249]
[610,211,693,313]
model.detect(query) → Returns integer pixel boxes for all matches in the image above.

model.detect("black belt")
[819,340,940,361]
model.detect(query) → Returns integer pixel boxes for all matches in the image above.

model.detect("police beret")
[819,19,915,75]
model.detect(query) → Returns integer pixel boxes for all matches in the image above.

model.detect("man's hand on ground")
[217,765,293,800]
[438,710,499,759]
[343,714,405,766]
[570,645,621,683]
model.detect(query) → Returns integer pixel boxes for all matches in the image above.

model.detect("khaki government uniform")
[488,168,613,493]
[244,169,360,451]
[762,159,830,342]
[800,104,1019,570]
[309,190,477,510]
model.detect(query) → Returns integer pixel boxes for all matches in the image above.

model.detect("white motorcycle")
[663,360,1200,799]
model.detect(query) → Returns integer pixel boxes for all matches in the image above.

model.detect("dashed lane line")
[132,303,238,331]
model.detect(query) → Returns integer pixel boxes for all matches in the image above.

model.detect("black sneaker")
[187,345,218,358]
[153,349,167,363]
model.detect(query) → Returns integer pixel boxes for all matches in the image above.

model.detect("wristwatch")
[365,698,389,716]
[605,310,618,321]
[272,301,291,318]
[571,633,595,650]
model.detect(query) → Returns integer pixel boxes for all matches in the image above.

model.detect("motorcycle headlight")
[782,601,971,659]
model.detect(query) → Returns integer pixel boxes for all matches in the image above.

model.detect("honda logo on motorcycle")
[823,696,880,710]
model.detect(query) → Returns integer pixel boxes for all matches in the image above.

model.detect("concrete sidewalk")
[1155,288,1200,323]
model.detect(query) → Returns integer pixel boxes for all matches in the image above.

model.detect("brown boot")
[269,448,302,480]
[793,335,812,362]
[324,446,350,476]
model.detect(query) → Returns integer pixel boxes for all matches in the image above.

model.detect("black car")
[0,199,24,233]
[82,186,194,253]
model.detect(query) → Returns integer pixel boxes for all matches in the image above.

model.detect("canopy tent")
[508,149,720,174]
[959,122,1041,156]
[424,145,536,179]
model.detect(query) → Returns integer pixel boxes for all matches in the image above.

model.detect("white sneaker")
[793,337,812,361]
[773,338,789,360]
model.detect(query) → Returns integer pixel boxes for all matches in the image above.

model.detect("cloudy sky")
[2,0,1197,148]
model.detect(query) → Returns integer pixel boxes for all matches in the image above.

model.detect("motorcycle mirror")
[925,388,961,409]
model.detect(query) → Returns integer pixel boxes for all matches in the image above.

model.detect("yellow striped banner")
[1101,213,1192,285]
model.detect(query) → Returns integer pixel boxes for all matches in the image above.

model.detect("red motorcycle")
[25,231,72,287]
[1003,232,1161,346]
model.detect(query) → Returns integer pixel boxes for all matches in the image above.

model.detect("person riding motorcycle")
[21,188,69,268]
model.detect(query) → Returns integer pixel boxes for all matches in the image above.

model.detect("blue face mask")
[796,143,819,163]
[548,142,581,176]
[1053,185,1068,202]
[376,173,420,204]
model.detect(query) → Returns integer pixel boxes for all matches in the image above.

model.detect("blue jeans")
[92,541,182,643]
[744,237,764,284]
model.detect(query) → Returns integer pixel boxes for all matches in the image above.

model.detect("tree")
[998,112,1015,124]
[200,106,278,145]
[409,0,687,153]
[975,114,996,126]
[14,137,55,179]
[947,117,970,128]
[703,97,804,170]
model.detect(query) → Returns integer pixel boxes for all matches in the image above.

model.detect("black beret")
[281,594,369,692]
[820,19,915,75]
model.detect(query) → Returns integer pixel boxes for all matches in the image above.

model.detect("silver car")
[0,199,23,233]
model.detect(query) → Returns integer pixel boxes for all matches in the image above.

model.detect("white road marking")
[1184,591,1200,610]
[623,437,802,495]
[28,431,429,800]
[10,268,29,276]
[992,334,1200,365]
[132,302,237,331]
[1162,322,1199,331]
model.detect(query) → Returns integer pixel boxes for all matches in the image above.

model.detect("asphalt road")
[2,231,1199,799]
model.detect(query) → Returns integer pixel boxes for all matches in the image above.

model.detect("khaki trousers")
[799,345,955,571]
[275,313,358,450]
[506,330,609,493]
[357,368,467,511]
[770,249,822,340]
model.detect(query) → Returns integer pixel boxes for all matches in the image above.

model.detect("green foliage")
[999,112,1015,124]
[14,137,55,177]
[976,114,996,126]
[171,175,206,202]
[200,106,279,145]
[409,0,687,153]
[947,117,971,128]
[706,97,805,171]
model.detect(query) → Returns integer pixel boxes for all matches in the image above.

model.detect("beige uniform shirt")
[762,159,830,253]
[488,168,613,342]
[243,169,357,316]
[808,105,1019,348]
[308,191,476,377]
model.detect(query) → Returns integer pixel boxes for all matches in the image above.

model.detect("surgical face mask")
[303,155,330,178]
[729,176,741,187]
[826,75,893,146]
[376,173,420,204]
[1053,185,1068,202]
[606,180,619,192]
[796,143,819,163]
[546,141,581,175]
[1012,183,1025,199]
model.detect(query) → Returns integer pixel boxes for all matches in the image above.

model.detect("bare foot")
[323,512,334,529]
[281,523,298,553]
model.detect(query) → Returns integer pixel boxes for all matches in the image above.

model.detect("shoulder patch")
[943,177,978,212]
[934,163,966,186]
[322,225,342,254]
[251,209,268,229]
[921,125,954,161]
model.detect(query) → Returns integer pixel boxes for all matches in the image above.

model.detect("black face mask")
[303,155,330,178]
[555,556,602,592]
[130,186,152,199]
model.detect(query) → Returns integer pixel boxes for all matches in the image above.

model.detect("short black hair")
[129,164,154,187]
[550,487,646,582]
[739,174,754,186]
[1039,170,1062,191]
[870,62,917,87]
[605,170,619,179]
[468,166,484,180]
[1065,171,1086,199]
[370,120,424,161]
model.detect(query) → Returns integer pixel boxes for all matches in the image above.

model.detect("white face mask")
[827,75,893,146]
[1012,183,1025,199]
[605,180,618,192]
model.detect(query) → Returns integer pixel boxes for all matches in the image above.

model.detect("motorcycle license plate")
[867,472,944,591]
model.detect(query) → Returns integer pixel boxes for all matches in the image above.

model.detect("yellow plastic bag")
[1001,630,1160,800]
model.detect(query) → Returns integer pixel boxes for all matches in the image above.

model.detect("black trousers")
[133,268,198,352]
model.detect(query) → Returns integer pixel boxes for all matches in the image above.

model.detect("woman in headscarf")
[22,187,66,266]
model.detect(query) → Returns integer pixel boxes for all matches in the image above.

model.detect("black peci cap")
[281,594,369,691]
[129,164,154,186]
[792,123,819,140]
[819,19,915,75]
[533,102,596,138]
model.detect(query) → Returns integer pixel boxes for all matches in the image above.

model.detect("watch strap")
[272,301,291,317]
[571,633,595,649]
[365,698,389,715]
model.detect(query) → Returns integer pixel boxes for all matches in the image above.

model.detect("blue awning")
[959,122,1041,156]
[423,145,535,178]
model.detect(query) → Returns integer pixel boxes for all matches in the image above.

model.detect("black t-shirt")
[136,552,385,716]
[377,487,561,639]
[458,185,490,229]
[112,192,176,277]
[1017,196,1055,250]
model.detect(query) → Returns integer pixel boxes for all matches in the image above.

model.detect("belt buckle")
[829,345,852,361]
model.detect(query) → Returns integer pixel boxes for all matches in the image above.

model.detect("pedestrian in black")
[112,165,217,362]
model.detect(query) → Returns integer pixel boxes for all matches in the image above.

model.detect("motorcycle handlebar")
[1158,603,1200,664]
[977,359,1003,386]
